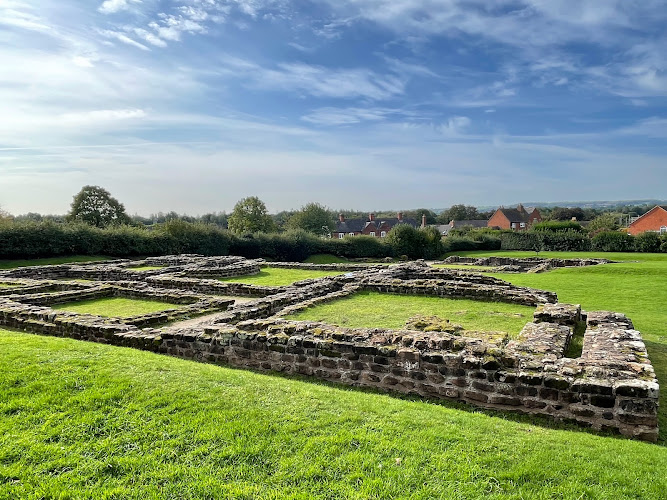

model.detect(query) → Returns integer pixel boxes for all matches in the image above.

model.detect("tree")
[587,213,620,233]
[286,203,334,235]
[548,207,585,221]
[0,205,11,223]
[437,204,481,224]
[67,185,130,227]
[385,224,422,258]
[405,209,437,225]
[227,196,276,234]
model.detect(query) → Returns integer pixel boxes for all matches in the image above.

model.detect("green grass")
[432,264,495,271]
[1,329,665,499]
[304,254,350,264]
[0,255,111,270]
[51,297,179,318]
[454,250,667,441]
[127,266,165,271]
[290,291,533,339]
[219,267,346,286]
[0,283,20,288]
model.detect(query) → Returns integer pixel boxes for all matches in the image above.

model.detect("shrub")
[591,231,635,252]
[634,232,661,253]
[385,225,423,259]
[500,231,591,252]
[532,221,584,232]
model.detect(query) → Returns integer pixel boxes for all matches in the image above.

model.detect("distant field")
[1,329,665,499]
[0,255,111,270]
[51,297,179,318]
[290,291,533,339]
[219,267,346,286]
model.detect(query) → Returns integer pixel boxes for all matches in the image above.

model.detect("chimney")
[338,213,345,222]
[517,203,525,213]
[421,213,426,228]
[369,213,375,221]
[397,211,403,221]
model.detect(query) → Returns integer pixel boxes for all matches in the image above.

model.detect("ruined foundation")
[0,255,658,442]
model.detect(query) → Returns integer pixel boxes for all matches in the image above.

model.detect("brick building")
[332,213,418,239]
[487,204,542,231]
[627,206,667,235]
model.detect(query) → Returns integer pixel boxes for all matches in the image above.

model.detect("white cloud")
[302,107,394,125]
[60,109,147,123]
[100,29,150,50]
[98,0,141,15]
[133,28,168,47]
[440,116,471,136]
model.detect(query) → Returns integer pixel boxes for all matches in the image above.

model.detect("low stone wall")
[268,262,386,271]
[145,275,280,297]
[440,256,612,273]
[1,284,234,327]
[0,256,262,281]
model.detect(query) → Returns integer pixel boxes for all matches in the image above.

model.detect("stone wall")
[440,256,613,273]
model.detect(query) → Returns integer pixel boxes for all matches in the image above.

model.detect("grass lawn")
[289,291,534,339]
[0,255,111,270]
[304,254,350,264]
[51,297,179,318]
[453,250,667,442]
[219,267,346,286]
[1,329,665,499]
[432,264,496,271]
[127,266,165,271]
[0,283,20,288]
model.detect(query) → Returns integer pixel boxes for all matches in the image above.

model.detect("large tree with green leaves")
[286,203,334,235]
[227,196,276,234]
[437,204,481,224]
[67,185,130,228]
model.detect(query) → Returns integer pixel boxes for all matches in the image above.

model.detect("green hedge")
[500,230,592,251]
[591,232,635,252]
[2,221,664,261]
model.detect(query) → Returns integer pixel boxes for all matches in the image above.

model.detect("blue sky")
[1,0,666,215]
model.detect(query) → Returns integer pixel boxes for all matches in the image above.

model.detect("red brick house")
[333,213,418,239]
[488,204,542,231]
[627,206,667,235]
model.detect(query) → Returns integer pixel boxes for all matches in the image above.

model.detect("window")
[370,232,376,237]
[349,232,354,236]
[520,222,526,228]
[511,223,516,229]
[338,233,344,239]
[661,226,667,234]
[381,231,386,237]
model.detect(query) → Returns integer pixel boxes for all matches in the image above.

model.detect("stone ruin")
[438,255,614,273]
[0,255,658,442]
